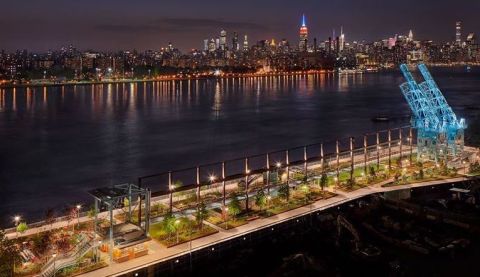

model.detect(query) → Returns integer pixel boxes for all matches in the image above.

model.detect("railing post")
[409,127,413,163]
[137,177,142,230]
[388,129,392,170]
[363,135,368,176]
[286,150,290,202]
[222,161,226,207]
[376,132,380,170]
[168,171,173,213]
[350,137,354,182]
[109,203,113,262]
[245,157,249,212]
[304,146,308,180]
[128,185,132,222]
[196,166,201,204]
[266,153,270,194]
[145,189,151,237]
[399,128,403,161]
[94,198,98,234]
[336,140,340,186]
[320,143,324,172]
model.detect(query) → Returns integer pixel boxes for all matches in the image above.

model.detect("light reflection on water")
[0,69,479,225]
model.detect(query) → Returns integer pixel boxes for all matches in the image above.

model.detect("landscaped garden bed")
[149,215,218,248]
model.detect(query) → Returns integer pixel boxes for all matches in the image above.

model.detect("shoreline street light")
[76,204,82,228]
[463,160,467,175]
[14,215,21,237]
[276,162,282,168]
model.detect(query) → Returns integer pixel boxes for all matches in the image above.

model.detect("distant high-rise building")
[456,21,462,45]
[408,30,414,42]
[339,26,345,52]
[299,14,308,52]
[466,33,476,45]
[243,35,249,51]
[208,39,216,53]
[232,32,239,51]
[220,30,227,51]
[203,39,209,51]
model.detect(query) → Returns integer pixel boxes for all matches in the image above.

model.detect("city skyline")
[1,0,480,52]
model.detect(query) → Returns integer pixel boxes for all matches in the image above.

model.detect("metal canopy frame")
[89,183,151,261]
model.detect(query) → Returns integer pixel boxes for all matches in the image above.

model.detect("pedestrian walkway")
[79,176,470,277]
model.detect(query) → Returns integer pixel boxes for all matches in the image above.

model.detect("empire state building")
[299,14,308,52]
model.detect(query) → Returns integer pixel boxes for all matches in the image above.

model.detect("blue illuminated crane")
[399,64,466,162]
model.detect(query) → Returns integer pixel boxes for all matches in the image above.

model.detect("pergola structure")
[89,183,151,261]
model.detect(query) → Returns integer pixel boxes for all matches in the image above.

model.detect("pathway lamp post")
[76,204,82,229]
[276,162,282,184]
[14,215,20,237]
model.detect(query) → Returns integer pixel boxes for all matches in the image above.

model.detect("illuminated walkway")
[79,175,470,277]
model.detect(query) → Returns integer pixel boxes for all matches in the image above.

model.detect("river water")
[1,68,479,226]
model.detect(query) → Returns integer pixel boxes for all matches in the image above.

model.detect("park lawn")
[205,210,249,230]
[149,221,218,248]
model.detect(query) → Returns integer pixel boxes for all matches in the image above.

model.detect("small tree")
[278,184,290,203]
[369,166,376,178]
[195,202,208,230]
[227,193,241,222]
[161,213,176,241]
[346,179,355,189]
[16,222,28,234]
[255,190,267,212]
[419,169,424,180]
[300,184,311,204]
[320,173,328,191]
[469,162,480,174]
[0,231,21,276]
[45,208,55,230]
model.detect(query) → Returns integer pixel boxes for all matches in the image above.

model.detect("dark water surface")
[1,68,479,226]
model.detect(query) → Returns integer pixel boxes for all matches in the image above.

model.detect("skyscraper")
[298,14,308,52]
[339,26,345,52]
[220,30,227,51]
[456,21,462,46]
[243,35,249,51]
[232,32,239,51]
[408,30,414,42]
[203,39,209,51]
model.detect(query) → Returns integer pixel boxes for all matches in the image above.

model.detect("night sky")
[2,0,479,52]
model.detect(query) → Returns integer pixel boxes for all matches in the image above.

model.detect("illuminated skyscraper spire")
[299,14,308,52]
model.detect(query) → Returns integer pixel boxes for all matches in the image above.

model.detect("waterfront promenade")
[5,143,479,277]
[80,175,470,277]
